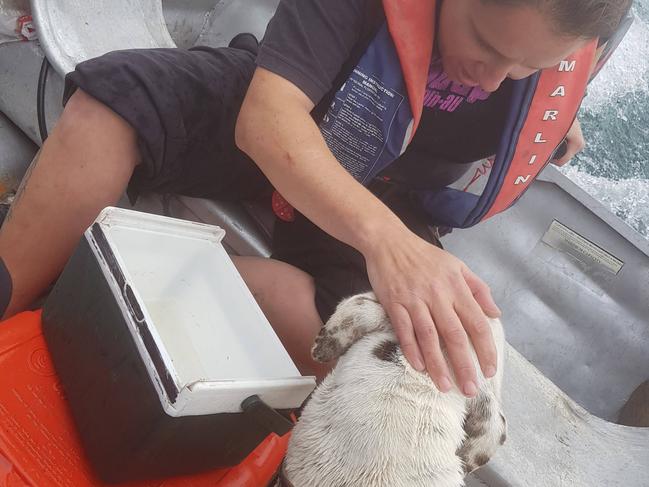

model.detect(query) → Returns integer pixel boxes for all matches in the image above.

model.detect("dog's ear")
[312,292,389,362]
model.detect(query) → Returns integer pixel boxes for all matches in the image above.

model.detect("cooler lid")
[86,207,316,417]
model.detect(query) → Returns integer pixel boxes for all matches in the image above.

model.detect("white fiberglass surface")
[103,224,300,386]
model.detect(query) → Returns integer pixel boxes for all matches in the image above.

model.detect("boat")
[0,1,647,486]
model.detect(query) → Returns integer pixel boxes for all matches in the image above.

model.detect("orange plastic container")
[0,311,288,486]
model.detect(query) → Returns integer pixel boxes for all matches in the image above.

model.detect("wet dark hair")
[484,0,633,39]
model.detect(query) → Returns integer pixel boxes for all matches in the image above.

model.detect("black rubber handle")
[241,395,294,436]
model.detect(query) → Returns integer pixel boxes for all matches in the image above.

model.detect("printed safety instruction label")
[541,220,624,275]
[320,67,404,183]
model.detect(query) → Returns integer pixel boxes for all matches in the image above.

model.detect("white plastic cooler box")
[42,207,315,483]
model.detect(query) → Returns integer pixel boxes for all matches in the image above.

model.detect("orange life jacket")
[381,0,594,226]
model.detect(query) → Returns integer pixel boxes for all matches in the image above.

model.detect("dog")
[278,292,506,487]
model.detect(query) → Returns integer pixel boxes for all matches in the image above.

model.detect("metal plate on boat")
[541,220,624,275]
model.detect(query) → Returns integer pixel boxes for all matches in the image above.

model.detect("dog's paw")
[457,394,507,474]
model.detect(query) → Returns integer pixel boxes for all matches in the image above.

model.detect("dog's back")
[284,293,506,487]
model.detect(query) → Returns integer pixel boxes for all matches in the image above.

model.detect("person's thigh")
[231,255,332,379]
[64,46,271,202]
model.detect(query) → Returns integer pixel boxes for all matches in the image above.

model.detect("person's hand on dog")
[364,230,501,397]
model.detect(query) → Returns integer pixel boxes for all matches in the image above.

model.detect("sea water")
[563,1,649,239]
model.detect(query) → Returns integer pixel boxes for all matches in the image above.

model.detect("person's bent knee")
[61,90,120,129]
[55,90,139,164]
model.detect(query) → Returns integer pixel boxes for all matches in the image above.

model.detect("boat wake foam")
[561,165,649,238]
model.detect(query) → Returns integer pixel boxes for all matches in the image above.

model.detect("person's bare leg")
[0,90,139,318]
[232,255,333,380]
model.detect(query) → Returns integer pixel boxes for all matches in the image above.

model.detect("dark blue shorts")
[65,46,269,201]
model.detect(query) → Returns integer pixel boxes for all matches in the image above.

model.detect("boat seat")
[472,345,649,487]
[31,0,176,76]
[31,0,280,76]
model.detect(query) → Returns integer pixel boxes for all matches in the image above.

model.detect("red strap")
[272,191,295,222]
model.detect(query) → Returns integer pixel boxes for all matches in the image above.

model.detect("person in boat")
[0,0,631,394]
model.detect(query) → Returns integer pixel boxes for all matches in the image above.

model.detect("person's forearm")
[236,73,407,255]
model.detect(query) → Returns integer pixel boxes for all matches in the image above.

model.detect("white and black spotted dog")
[278,292,506,487]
